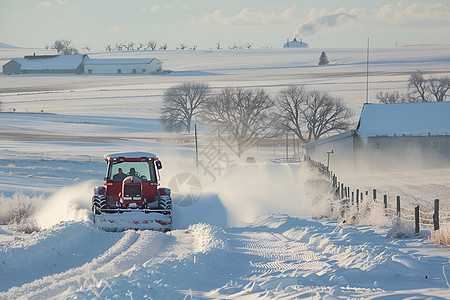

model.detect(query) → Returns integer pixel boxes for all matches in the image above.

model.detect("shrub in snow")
[430,225,450,245]
[0,192,43,232]
[387,217,415,238]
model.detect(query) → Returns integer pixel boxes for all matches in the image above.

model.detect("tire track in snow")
[220,231,327,278]
[1,230,168,299]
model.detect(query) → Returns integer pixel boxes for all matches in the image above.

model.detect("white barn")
[84,58,162,74]
[303,102,450,171]
[3,54,88,74]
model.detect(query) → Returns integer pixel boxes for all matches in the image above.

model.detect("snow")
[357,102,450,137]
[1,45,450,298]
[19,54,86,71]
[104,152,158,160]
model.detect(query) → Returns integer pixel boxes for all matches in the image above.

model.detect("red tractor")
[92,152,172,231]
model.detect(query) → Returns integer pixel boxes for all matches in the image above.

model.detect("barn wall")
[2,60,21,74]
[84,61,162,74]
[354,136,450,171]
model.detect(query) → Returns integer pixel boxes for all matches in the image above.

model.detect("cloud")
[182,4,189,10]
[37,1,52,7]
[107,25,120,32]
[376,2,450,24]
[189,7,297,26]
[59,20,67,27]
[164,5,174,10]
[294,7,363,37]
[149,5,160,12]
[56,0,67,5]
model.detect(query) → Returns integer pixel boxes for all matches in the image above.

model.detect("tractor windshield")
[108,161,157,182]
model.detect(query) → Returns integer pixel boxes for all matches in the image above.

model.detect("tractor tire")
[158,195,172,210]
[92,195,106,213]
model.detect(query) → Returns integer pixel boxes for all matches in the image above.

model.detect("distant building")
[283,38,309,48]
[303,102,450,171]
[20,54,88,74]
[2,54,88,74]
[2,58,24,74]
[84,58,162,74]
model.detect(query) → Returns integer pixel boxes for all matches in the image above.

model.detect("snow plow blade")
[93,209,172,232]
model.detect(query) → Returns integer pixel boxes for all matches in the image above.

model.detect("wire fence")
[304,156,442,234]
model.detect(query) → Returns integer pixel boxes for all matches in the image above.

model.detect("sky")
[1,0,450,51]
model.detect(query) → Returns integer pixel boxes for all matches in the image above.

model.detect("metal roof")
[84,58,157,65]
[356,102,450,137]
[20,55,87,70]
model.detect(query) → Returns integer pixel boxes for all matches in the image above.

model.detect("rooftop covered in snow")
[356,102,450,137]
[20,54,88,71]
[84,58,158,65]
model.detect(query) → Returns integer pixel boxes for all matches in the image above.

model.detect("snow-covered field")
[1,45,450,299]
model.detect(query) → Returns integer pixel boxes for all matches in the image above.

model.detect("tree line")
[160,83,352,157]
[377,70,450,103]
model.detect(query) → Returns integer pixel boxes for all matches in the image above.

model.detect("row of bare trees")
[160,83,352,156]
[377,71,450,103]
[105,41,167,52]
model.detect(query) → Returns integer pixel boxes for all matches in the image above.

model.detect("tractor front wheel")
[158,195,172,210]
[92,195,106,213]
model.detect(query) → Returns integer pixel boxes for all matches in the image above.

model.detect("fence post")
[373,189,377,202]
[341,183,344,199]
[352,191,354,205]
[361,192,363,203]
[433,199,440,231]
[415,205,420,234]
[383,195,387,209]
[396,196,401,217]
[356,189,359,210]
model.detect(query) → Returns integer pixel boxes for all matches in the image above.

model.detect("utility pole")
[195,124,199,174]
[366,37,370,104]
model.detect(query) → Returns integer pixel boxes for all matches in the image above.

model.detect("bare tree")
[180,44,188,50]
[82,44,91,52]
[216,42,221,50]
[303,91,352,141]
[115,43,123,51]
[246,43,252,49]
[202,88,277,157]
[276,86,352,143]
[126,42,135,51]
[428,76,450,102]
[52,40,79,55]
[276,86,309,143]
[147,41,157,51]
[136,43,144,51]
[376,91,407,104]
[159,44,168,50]
[408,70,429,102]
[105,44,112,52]
[161,83,211,133]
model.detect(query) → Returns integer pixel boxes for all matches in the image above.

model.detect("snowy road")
[2,215,450,299]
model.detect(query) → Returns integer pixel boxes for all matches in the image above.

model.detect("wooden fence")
[304,156,449,234]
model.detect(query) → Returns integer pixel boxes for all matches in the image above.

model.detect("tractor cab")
[103,152,163,208]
